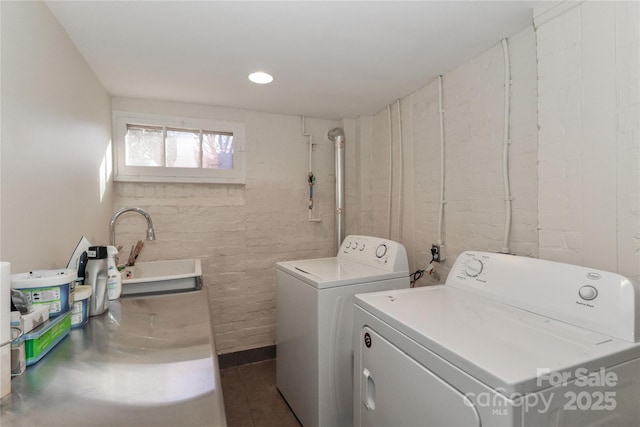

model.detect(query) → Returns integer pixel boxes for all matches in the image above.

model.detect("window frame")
[113,111,246,184]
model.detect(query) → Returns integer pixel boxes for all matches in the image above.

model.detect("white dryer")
[276,235,410,427]
[354,251,640,427]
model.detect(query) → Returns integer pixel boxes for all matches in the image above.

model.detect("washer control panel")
[464,259,484,277]
[447,251,640,343]
[453,252,491,284]
[375,244,387,259]
[339,235,408,273]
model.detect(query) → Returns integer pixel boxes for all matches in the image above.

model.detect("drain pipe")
[328,127,346,247]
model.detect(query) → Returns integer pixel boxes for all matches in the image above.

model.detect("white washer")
[276,235,410,427]
[354,251,640,427]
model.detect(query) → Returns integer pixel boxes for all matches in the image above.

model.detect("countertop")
[0,290,227,427]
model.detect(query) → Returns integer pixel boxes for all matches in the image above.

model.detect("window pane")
[203,133,234,169]
[166,128,200,168]
[125,125,164,166]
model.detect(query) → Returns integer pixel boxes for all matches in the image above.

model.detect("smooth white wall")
[111,97,339,354]
[1,1,113,272]
[536,1,640,280]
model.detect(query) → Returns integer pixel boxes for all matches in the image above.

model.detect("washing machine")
[276,235,410,427]
[354,251,640,427]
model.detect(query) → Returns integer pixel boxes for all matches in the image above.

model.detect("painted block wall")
[0,1,113,271]
[346,27,539,281]
[346,1,639,286]
[537,1,640,281]
[111,97,339,354]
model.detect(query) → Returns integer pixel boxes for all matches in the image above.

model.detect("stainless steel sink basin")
[121,259,203,296]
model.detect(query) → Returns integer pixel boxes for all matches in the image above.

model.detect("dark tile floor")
[220,359,301,427]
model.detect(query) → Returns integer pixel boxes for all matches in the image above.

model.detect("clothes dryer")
[276,235,409,427]
[354,251,640,427]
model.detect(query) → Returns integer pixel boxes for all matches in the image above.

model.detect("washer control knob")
[359,244,366,251]
[375,244,387,259]
[353,242,358,250]
[579,285,598,301]
[465,259,484,277]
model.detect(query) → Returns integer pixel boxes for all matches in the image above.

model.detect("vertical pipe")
[387,105,393,240]
[501,38,512,254]
[437,75,445,246]
[335,135,345,247]
[328,128,346,248]
[396,100,404,241]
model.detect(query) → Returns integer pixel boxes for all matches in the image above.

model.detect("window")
[113,112,246,184]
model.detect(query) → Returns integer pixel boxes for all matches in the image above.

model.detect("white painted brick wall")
[346,27,539,283]
[112,98,338,354]
[615,2,640,281]
[112,0,639,354]
[537,1,640,280]
[347,1,638,286]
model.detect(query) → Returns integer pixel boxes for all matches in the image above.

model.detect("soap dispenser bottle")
[85,246,109,316]
[106,246,122,300]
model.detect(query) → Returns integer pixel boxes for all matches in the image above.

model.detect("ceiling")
[46,1,553,120]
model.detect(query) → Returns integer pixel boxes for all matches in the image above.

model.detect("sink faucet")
[109,207,156,247]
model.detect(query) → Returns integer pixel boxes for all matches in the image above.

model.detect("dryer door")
[357,327,481,427]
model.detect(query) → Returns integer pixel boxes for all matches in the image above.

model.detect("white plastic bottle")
[106,246,122,300]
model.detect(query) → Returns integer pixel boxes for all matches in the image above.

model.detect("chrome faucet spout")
[109,207,156,247]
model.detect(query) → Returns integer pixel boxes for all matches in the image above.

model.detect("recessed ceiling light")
[248,71,274,84]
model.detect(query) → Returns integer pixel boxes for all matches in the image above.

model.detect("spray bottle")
[106,246,122,300]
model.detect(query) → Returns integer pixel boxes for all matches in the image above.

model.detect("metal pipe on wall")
[328,127,346,248]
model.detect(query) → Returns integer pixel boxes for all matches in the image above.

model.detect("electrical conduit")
[396,100,404,241]
[387,105,393,240]
[500,38,512,254]
[437,75,446,246]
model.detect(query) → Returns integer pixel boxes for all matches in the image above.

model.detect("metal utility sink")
[0,290,227,426]
[121,259,202,296]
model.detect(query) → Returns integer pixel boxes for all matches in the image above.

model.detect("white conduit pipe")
[387,104,393,240]
[500,38,512,254]
[396,100,404,241]
[437,75,445,246]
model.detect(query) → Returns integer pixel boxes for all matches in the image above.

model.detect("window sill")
[114,174,246,185]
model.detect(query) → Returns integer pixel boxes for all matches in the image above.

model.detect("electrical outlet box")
[432,244,446,262]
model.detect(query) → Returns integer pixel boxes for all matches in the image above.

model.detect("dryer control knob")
[579,285,598,301]
[375,244,387,258]
[465,259,484,277]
